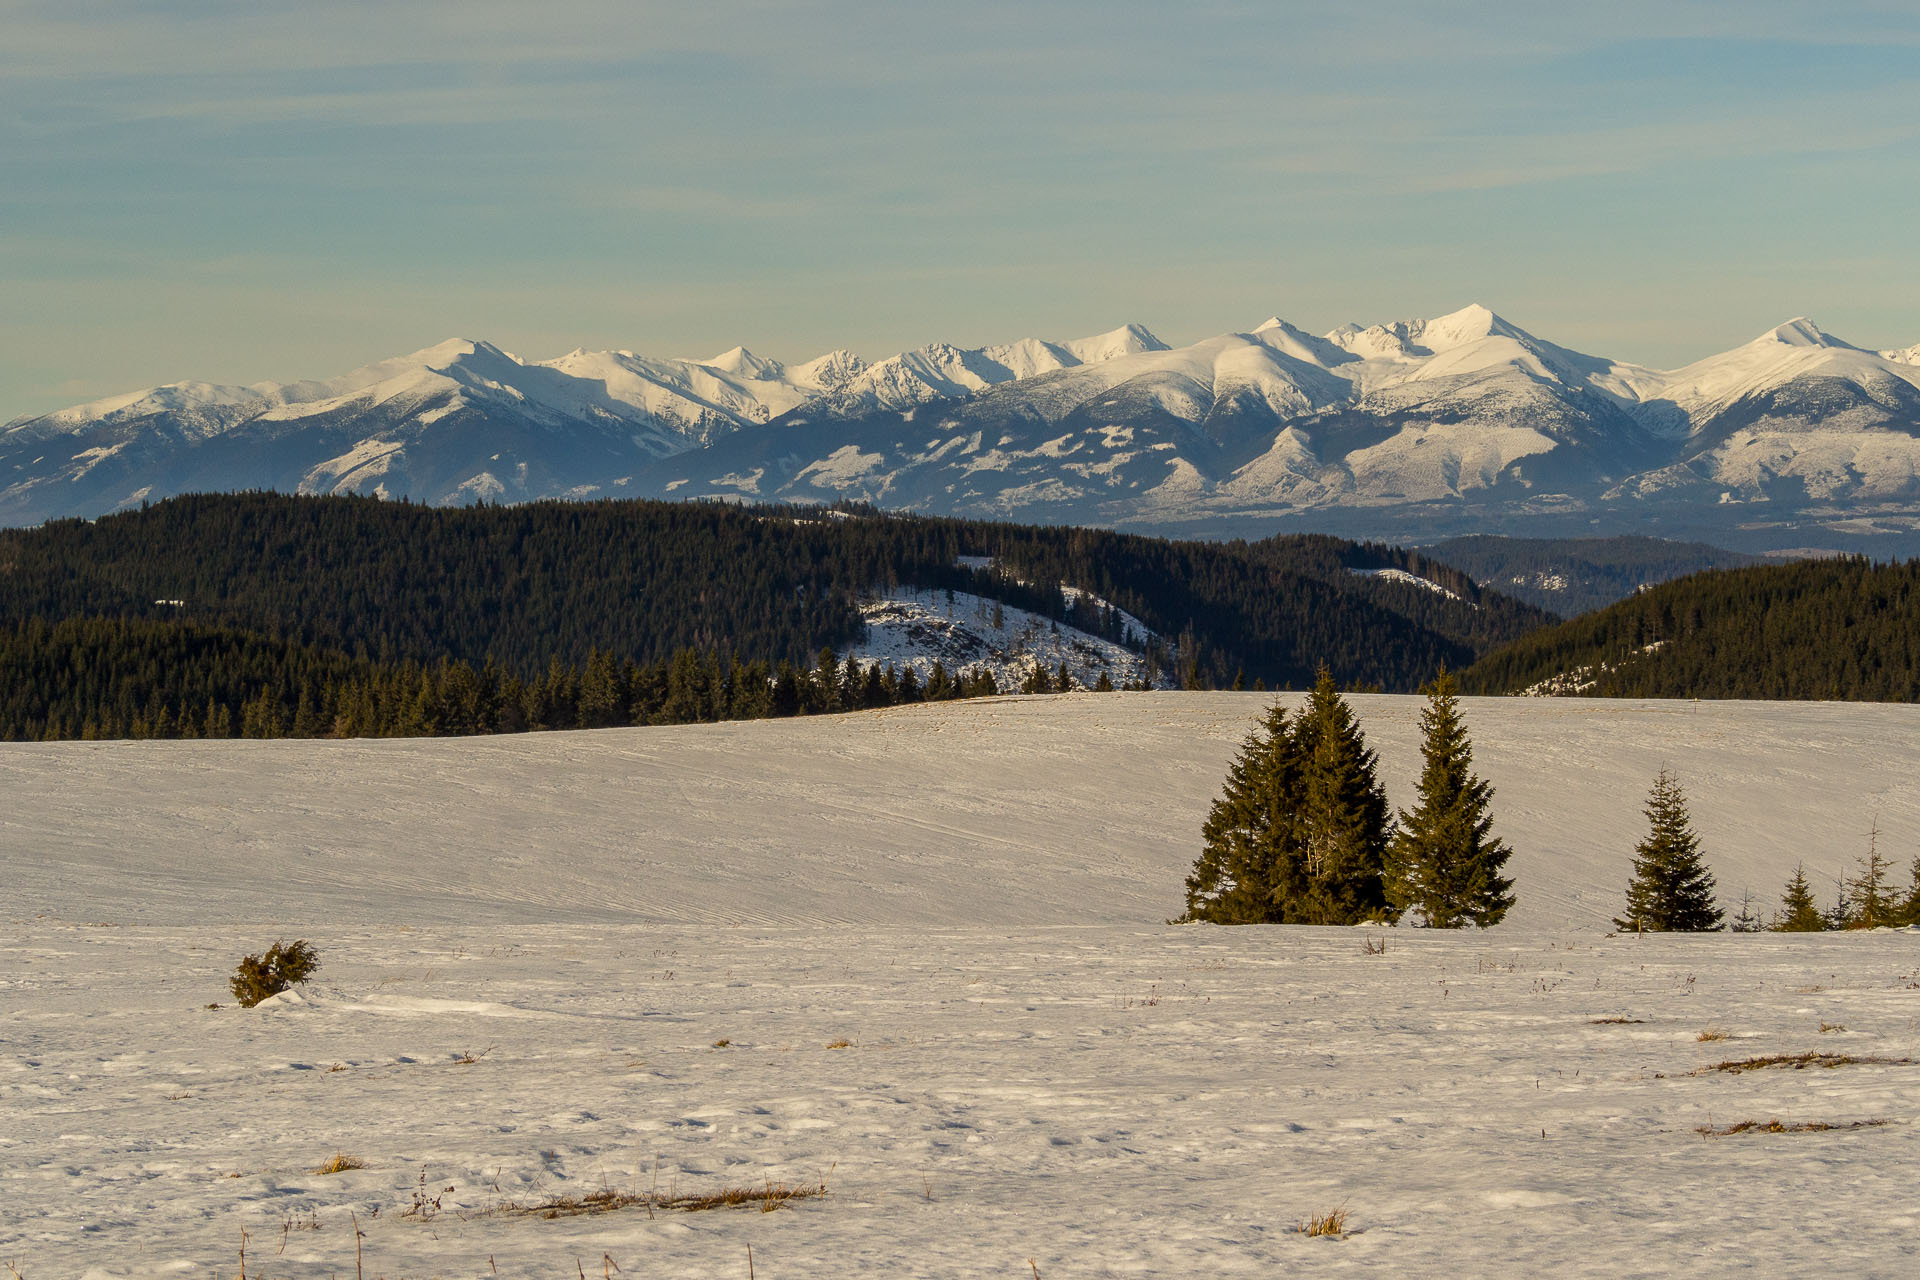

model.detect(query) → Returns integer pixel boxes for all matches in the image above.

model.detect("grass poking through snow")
[1296,1206,1350,1238]
[1700,1053,1913,1074]
[1696,1119,1893,1137]
[503,1177,831,1219]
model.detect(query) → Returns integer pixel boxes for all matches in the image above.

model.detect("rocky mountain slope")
[9,307,1920,552]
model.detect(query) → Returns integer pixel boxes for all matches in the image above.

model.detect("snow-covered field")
[6,693,1920,1276]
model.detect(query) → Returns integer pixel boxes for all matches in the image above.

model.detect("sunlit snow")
[6,695,1920,1275]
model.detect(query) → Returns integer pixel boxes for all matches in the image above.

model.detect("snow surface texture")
[12,307,1920,555]
[848,586,1158,690]
[7,693,1920,1276]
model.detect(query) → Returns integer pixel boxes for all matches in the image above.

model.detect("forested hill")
[0,493,1548,692]
[1459,557,1920,701]
[1424,535,1761,617]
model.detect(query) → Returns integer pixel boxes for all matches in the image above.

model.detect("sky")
[4,0,1918,417]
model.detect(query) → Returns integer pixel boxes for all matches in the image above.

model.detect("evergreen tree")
[1385,670,1514,927]
[1822,890,1855,932]
[1895,856,1920,927]
[1842,824,1899,929]
[1769,863,1827,932]
[1290,668,1395,924]
[1613,771,1723,932]
[1729,887,1764,933]
[1181,702,1300,923]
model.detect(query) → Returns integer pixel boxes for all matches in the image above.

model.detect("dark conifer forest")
[0,492,1548,741]
[1459,556,1920,701]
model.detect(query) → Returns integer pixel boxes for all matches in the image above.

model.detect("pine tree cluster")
[1612,779,1920,935]
[1181,669,1514,928]
[1760,839,1920,933]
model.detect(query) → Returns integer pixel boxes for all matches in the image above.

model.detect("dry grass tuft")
[1700,1052,1912,1074]
[506,1178,830,1219]
[825,1038,853,1050]
[1590,1016,1644,1025]
[313,1153,364,1175]
[1696,1027,1732,1042]
[1820,1022,1847,1034]
[1696,1118,1893,1137]
[1296,1205,1350,1238]
[712,1038,732,1049]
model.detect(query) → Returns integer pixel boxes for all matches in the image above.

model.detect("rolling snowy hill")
[7,694,1920,1276]
[9,308,1920,552]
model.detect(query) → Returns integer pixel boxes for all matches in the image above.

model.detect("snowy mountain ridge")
[8,306,1920,552]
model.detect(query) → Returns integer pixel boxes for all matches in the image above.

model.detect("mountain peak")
[1418,303,1524,350]
[1062,322,1167,363]
[404,338,494,367]
[702,346,785,380]
[1756,317,1849,349]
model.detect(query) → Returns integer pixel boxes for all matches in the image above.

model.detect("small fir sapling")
[1614,771,1723,932]
[1841,822,1899,929]
[1769,864,1829,931]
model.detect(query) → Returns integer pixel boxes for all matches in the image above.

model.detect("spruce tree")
[1842,827,1899,929]
[1181,703,1300,923]
[1385,670,1514,928]
[1898,857,1920,927]
[1769,864,1827,932]
[1291,668,1395,925]
[1614,771,1723,932]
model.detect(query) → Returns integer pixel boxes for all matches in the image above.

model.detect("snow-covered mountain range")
[9,307,1920,551]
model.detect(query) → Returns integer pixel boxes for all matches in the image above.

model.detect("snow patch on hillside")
[1520,641,1667,696]
[1350,566,1468,604]
[847,587,1160,689]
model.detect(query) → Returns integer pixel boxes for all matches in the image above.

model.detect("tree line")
[0,491,1547,694]
[1611,770,1920,932]
[1460,555,1920,702]
[1182,682,1920,933]
[0,615,1123,742]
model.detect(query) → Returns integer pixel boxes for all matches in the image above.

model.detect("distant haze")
[3,1,1917,417]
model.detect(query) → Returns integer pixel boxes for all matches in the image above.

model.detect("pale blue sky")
[5,0,1918,416]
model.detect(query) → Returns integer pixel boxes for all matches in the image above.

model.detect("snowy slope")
[848,586,1160,689]
[10,309,1920,552]
[6,694,1920,1277]
[7,693,1915,934]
